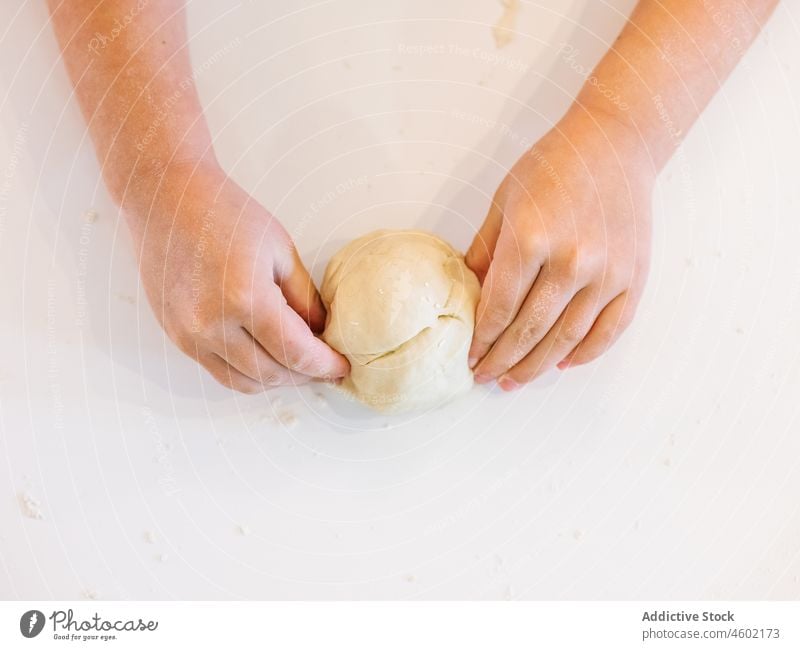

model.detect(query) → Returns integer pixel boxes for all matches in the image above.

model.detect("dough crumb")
[275,409,298,429]
[83,209,98,223]
[572,529,585,542]
[313,391,327,407]
[158,553,169,563]
[237,524,252,536]
[116,293,136,305]
[19,492,44,520]
[404,573,417,583]
[143,530,156,544]
[493,0,520,49]
[82,588,99,600]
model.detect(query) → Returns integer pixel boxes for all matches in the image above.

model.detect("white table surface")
[1,0,799,600]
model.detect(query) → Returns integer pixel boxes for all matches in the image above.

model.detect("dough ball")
[320,230,480,413]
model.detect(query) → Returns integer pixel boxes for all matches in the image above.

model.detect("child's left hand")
[465,108,655,390]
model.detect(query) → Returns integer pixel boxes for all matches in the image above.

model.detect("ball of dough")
[320,230,480,412]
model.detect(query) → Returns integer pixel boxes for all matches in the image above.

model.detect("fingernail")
[468,357,478,369]
[557,360,569,370]
[498,376,519,392]
[474,373,493,385]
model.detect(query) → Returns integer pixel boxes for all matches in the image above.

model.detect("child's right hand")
[125,161,349,393]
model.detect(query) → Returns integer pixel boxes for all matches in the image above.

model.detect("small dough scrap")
[321,230,480,412]
[493,0,520,49]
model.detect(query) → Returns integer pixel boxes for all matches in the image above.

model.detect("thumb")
[465,199,502,284]
[275,244,327,334]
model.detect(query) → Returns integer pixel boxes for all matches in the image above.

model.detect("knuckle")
[479,298,515,330]
[259,372,284,387]
[511,294,559,349]
[284,347,315,374]
[555,324,584,347]
[509,323,542,359]
[516,233,541,264]
[204,360,262,394]
[506,343,532,370]
[480,308,508,332]
[518,305,550,337]
[504,232,533,265]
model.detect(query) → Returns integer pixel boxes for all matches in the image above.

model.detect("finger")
[473,269,576,382]
[499,288,600,390]
[249,285,349,380]
[275,243,327,334]
[468,222,542,368]
[200,352,266,394]
[220,328,312,387]
[464,199,502,283]
[557,292,636,369]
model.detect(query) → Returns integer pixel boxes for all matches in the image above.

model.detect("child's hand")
[465,109,654,390]
[126,161,349,393]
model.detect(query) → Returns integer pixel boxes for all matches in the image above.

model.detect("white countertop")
[1,0,799,600]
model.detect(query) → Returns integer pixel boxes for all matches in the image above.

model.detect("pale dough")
[493,0,520,49]
[321,230,480,413]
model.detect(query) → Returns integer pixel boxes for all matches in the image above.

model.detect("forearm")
[48,0,214,206]
[571,0,778,171]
